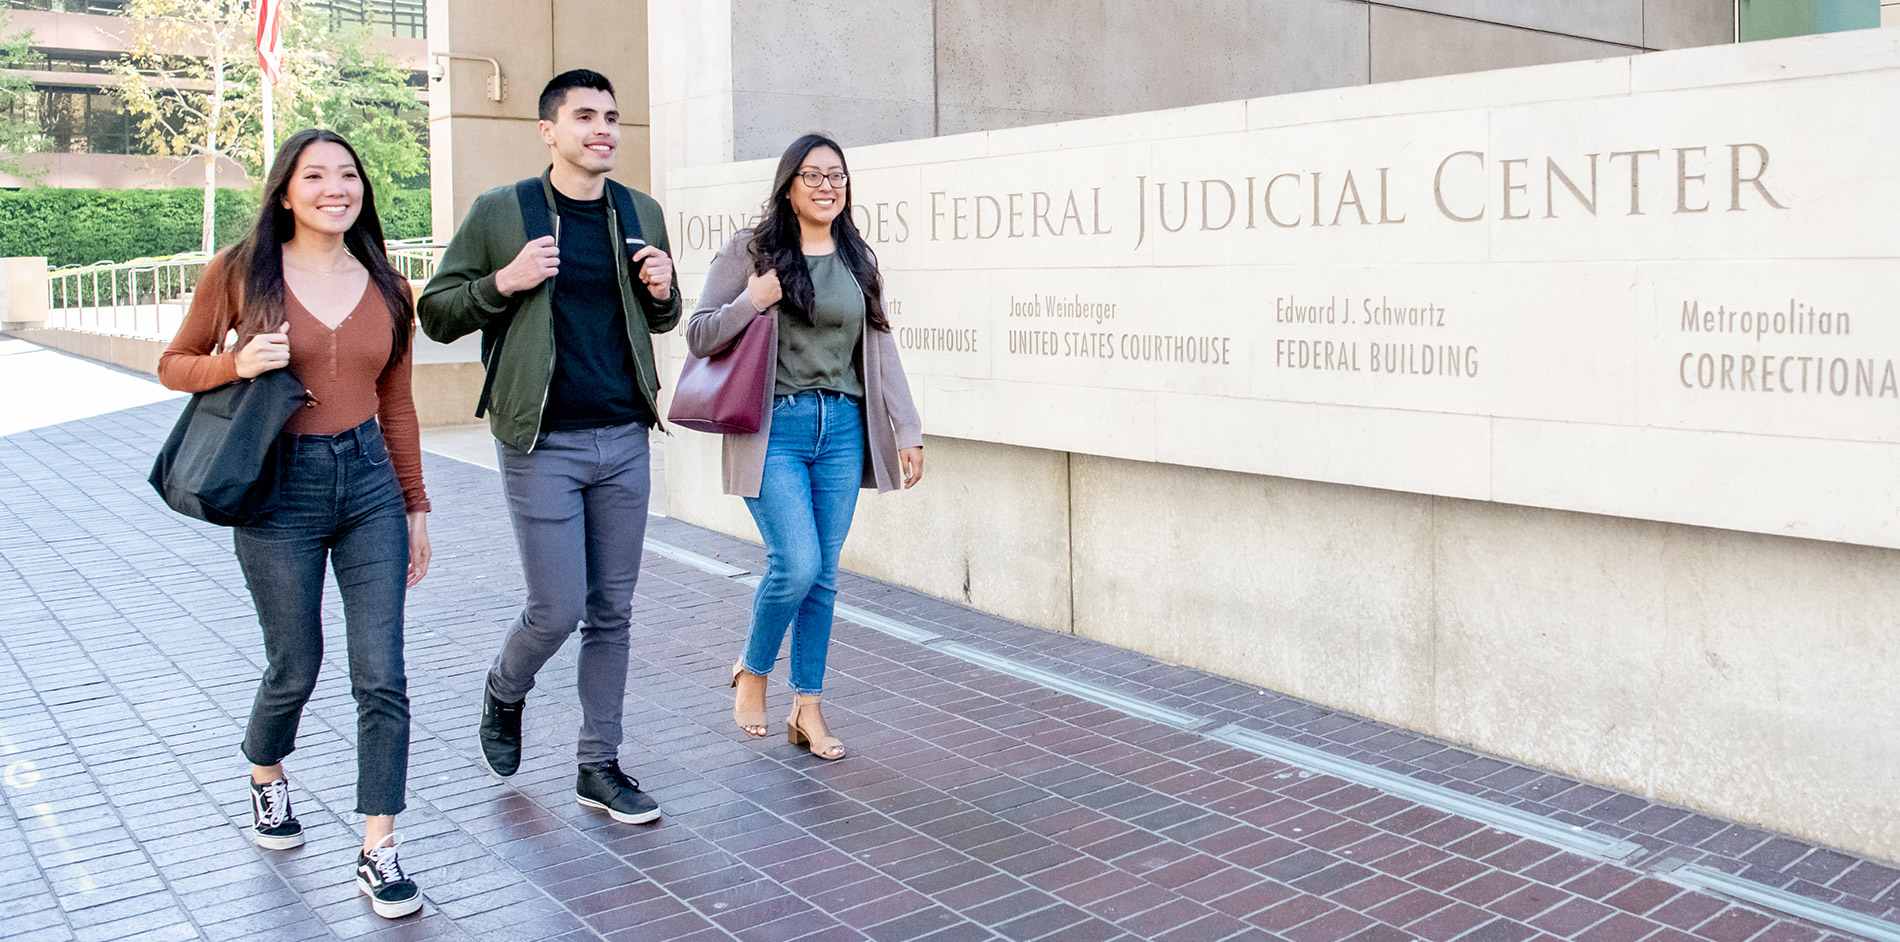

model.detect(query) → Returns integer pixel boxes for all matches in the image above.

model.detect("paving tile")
[1603,878,1680,917]
[709,895,816,933]
[1086,883,1179,924]
[1289,861,1373,897]
[1576,912,1661,942]
[1748,925,1824,942]
[1523,854,1601,888]
[584,894,693,935]
[1283,907,1377,942]
[1488,881,1571,924]
[1460,918,1543,942]
[837,888,936,929]
[860,905,962,942]
[933,873,1026,911]
[6,394,1900,942]
[1413,857,1491,893]
[1700,826,1774,859]
[1450,871,1532,907]
[1562,866,1643,901]
[1347,925,1418,942]
[1366,888,1457,928]
[1689,907,1775,942]
[1406,902,1495,941]
[1117,897,1217,937]
[1247,892,1339,934]
[992,900,1091,941]
[1831,861,1900,901]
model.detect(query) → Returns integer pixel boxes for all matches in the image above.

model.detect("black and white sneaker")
[576,760,661,824]
[478,683,524,778]
[248,777,304,850]
[355,835,423,919]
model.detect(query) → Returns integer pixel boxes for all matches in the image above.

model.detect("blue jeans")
[742,391,865,695]
[233,419,410,816]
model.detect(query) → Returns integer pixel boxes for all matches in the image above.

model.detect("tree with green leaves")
[0,6,47,180]
[277,14,427,200]
[112,0,261,253]
[113,0,428,253]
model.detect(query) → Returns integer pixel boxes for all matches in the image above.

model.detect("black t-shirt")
[544,189,650,430]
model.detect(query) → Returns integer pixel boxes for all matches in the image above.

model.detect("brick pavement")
[1,392,1895,942]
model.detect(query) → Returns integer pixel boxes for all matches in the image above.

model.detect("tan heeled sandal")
[786,694,845,761]
[730,662,766,738]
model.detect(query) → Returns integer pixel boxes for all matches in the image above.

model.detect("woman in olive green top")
[688,134,924,761]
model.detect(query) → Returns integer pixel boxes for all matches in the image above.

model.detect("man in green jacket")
[417,69,679,826]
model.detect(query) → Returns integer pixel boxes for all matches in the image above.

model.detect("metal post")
[262,72,275,180]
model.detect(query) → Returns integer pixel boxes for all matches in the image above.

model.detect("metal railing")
[386,239,444,282]
[44,252,210,340]
[41,240,446,340]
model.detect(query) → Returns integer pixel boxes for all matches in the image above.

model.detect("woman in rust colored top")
[158,129,429,920]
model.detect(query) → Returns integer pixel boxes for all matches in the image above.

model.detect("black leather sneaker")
[576,760,661,824]
[478,683,524,778]
[248,777,304,850]
[355,835,423,919]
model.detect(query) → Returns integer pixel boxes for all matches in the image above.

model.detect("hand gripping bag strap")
[474,177,554,419]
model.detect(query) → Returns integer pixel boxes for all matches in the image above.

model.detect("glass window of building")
[303,0,426,39]
[25,87,144,154]
[2,1,130,12]
[1740,0,1881,39]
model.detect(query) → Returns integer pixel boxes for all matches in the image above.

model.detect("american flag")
[255,0,283,84]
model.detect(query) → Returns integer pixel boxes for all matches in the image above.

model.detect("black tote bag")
[148,368,312,527]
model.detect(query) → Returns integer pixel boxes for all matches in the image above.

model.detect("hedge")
[0,186,431,267]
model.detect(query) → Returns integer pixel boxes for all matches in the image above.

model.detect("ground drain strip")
[731,573,943,644]
[1666,864,1900,942]
[657,537,1895,936]
[931,640,1205,730]
[1206,725,1645,862]
[646,541,749,578]
[680,538,1644,861]
[731,573,1194,726]
[835,603,943,645]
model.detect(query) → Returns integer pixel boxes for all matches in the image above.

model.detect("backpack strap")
[474,178,554,419]
[605,178,645,248]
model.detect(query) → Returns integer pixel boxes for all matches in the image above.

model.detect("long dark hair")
[747,134,889,332]
[231,128,414,360]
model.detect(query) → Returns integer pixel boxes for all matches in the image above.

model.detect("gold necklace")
[283,259,357,275]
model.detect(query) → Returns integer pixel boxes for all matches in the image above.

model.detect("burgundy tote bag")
[667,312,777,434]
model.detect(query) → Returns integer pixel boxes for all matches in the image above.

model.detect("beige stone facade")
[413,1,1900,861]
[638,3,1900,866]
[425,0,652,238]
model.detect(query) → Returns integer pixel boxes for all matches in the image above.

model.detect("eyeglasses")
[797,170,848,189]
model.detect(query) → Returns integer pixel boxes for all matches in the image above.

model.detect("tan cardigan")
[685,231,923,498]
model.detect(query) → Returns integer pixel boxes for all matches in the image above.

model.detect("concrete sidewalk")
[0,343,1894,942]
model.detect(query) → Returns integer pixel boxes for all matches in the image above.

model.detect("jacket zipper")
[609,200,664,431]
[525,207,558,455]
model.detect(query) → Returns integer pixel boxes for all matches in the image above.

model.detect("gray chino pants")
[490,420,651,765]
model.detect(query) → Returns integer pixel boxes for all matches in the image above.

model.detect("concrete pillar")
[0,258,49,332]
[553,0,652,192]
[426,0,653,239]
[727,0,935,159]
[646,0,937,203]
[647,0,738,208]
[647,1,938,540]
